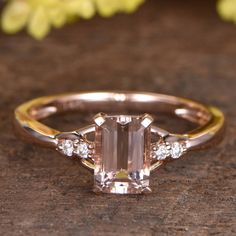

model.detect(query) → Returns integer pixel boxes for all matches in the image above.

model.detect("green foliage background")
[0,0,235,40]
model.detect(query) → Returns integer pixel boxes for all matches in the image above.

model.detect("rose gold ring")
[14,91,225,194]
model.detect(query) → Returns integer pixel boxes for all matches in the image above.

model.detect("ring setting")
[14,92,224,194]
[56,114,187,194]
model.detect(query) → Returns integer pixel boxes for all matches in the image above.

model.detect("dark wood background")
[0,0,235,235]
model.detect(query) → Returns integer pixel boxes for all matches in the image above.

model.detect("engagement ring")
[14,92,224,194]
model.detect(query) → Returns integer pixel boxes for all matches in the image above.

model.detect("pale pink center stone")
[94,114,152,194]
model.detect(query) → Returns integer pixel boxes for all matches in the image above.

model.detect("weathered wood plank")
[0,0,235,235]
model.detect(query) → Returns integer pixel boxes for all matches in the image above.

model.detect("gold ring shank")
[14,92,224,152]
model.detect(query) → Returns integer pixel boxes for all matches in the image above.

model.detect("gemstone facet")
[93,113,153,194]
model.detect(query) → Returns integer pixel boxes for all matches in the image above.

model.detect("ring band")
[14,91,225,194]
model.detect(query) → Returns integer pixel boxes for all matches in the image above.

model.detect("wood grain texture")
[0,0,235,235]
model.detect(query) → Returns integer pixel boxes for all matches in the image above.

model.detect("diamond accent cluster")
[152,141,186,161]
[57,138,92,159]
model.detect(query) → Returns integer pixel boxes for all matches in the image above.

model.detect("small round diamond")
[170,142,184,159]
[153,144,169,160]
[59,139,74,157]
[75,142,89,159]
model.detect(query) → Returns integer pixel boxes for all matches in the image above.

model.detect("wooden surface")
[0,0,235,235]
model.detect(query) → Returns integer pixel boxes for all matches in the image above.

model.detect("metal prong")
[93,113,106,126]
[141,113,154,128]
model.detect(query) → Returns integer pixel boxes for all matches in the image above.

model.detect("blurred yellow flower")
[1,0,145,39]
[217,0,236,23]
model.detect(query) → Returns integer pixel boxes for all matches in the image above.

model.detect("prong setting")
[152,139,186,161]
[93,113,106,126]
[141,113,154,128]
[56,133,93,159]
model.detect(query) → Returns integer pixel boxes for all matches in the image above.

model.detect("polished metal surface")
[14,91,225,171]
